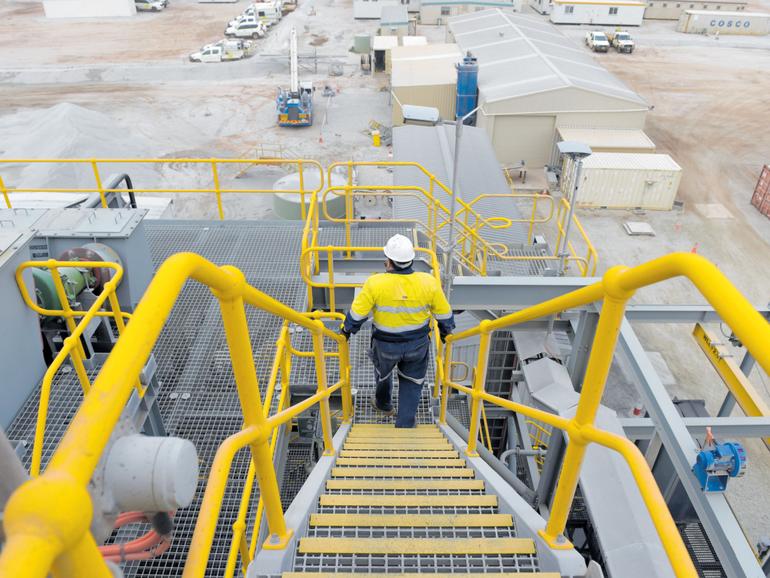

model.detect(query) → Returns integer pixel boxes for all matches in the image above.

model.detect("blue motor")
[692,440,747,492]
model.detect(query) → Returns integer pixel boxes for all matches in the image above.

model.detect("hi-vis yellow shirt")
[343,269,455,342]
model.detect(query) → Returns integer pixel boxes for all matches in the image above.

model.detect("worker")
[340,234,455,428]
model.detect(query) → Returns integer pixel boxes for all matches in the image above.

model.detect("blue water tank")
[456,52,479,125]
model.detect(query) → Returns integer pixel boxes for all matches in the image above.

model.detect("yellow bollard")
[372,130,381,147]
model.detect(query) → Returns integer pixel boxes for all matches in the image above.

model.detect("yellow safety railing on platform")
[316,161,596,278]
[0,158,324,221]
[437,253,770,578]
[0,253,352,578]
[14,260,138,477]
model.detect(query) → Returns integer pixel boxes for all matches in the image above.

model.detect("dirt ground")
[1,0,769,561]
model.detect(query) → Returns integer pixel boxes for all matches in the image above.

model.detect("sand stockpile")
[0,102,164,190]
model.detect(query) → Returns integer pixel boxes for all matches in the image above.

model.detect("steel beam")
[449,277,768,320]
[618,321,763,578]
[567,311,599,389]
[450,276,594,310]
[620,417,770,440]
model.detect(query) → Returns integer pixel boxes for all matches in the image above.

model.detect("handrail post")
[465,321,491,456]
[298,160,306,221]
[345,162,353,259]
[48,263,92,394]
[540,280,631,548]
[439,340,453,424]
[215,267,291,549]
[212,161,225,220]
[528,195,537,243]
[312,321,336,456]
[90,160,107,208]
[339,337,353,423]
[0,175,10,208]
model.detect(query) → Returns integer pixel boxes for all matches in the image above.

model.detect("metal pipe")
[445,412,538,506]
[557,157,584,276]
[444,105,481,297]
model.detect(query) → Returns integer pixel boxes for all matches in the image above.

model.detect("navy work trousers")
[369,336,430,428]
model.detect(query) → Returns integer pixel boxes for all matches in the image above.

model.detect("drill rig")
[276,27,313,127]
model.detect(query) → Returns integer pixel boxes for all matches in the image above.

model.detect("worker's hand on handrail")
[337,323,351,341]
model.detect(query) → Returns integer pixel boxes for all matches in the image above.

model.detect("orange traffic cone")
[691,242,699,254]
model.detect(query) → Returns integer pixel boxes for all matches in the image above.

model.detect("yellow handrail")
[316,178,595,277]
[438,253,770,578]
[14,260,140,477]
[0,253,352,578]
[0,158,324,221]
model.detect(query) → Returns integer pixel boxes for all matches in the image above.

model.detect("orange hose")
[99,511,174,562]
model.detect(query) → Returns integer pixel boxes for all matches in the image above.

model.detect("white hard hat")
[384,234,415,263]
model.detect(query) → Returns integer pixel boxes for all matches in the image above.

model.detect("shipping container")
[644,0,746,20]
[552,128,655,165]
[677,9,770,35]
[751,165,770,219]
[550,0,645,26]
[561,152,682,210]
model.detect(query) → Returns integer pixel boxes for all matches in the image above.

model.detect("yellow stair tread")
[310,513,513,527]
[343,443,452,450]
[351,424,438,429]
[326,479,484,490]
[347,432,445,438]
[348,429,442,434]
[298,537,534,555]
[335,457,466,467]
[284,574,559,578]
[319,494,497,507]
[332,467,474,478]
[340,450,459,458]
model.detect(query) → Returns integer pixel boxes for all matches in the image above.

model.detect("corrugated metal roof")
[391,44,462,87]
[372,35,399,50]
[401,35,428,46]
[554,0,645,4]
[684,9,769,15]
[556,128,656,150]
[448,9,647,106]
[392,124,528,246]
[581,152,682,171]
[380,4,409,23]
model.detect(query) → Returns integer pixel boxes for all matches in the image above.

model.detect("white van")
[225,19,267,38]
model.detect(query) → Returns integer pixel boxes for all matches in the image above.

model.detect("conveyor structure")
[0,158,769,578]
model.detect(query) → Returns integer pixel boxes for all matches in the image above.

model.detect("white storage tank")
[561,153,682,210]
[272,168,347,220]
[677,10,770,35]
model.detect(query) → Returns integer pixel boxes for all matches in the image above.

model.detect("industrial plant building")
[447,9,649,168]
[549,0,645,26]
[390,43,462,126]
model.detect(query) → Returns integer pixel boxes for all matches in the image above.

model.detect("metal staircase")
[287,423,557,577]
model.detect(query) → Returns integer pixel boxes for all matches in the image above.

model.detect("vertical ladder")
[287,424,559,577]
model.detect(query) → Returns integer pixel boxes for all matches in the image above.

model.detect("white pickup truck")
[607,30,635,53]
[190,39,253,62]
[135,0,168,11]
[585,31,610,53]
[225,18,267,39]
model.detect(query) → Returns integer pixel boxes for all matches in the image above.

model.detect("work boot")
[370,397,395,417]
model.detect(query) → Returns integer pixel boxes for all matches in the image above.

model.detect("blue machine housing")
[692,441,747,492]
[455,52,478,124]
